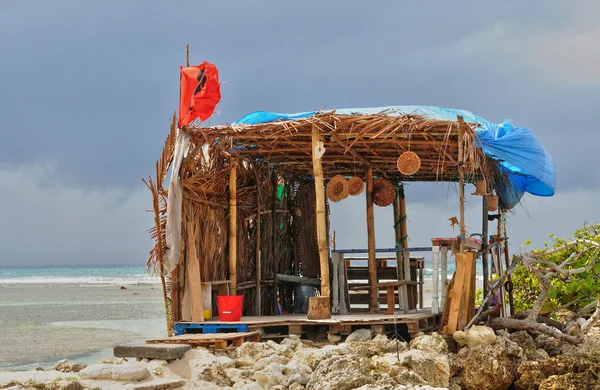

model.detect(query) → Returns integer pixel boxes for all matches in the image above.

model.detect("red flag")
[178,62,221,127]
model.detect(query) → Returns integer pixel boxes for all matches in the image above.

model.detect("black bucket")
[294,284,316,313]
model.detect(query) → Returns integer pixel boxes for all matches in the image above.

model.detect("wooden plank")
[458,253,474,329]
[186,222,204,322]
[347,267,398,280]
[445,254,468,334]
[229,158,238,295]
[147,331,260,344]
[365,165,378,312]
[311,124,331,300]
[440,276,454,333]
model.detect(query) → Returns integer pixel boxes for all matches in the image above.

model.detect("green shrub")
[512,223,600,315]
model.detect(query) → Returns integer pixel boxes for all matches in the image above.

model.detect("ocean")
[0,262,482,370]
[0,265,165,370]
[0,265,160,285]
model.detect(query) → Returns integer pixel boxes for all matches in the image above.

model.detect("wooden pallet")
[146,331,260,350]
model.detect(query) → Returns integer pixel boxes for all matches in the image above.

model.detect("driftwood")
[478,239,600,344]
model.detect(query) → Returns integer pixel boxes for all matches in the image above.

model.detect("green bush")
[511,223,600,315]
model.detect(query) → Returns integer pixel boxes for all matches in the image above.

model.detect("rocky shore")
[2,326,600,390]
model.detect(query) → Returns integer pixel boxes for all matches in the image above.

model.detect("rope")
[393,215,408,228]
[395,236,409,248]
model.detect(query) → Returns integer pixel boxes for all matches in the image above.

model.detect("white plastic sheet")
[164,129,191,273]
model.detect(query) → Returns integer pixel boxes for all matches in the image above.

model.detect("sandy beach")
[0,283,165,370]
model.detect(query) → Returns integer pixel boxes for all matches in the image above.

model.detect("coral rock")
[453,326,496,348]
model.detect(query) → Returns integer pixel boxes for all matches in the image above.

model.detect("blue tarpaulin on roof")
[234,106,555,209]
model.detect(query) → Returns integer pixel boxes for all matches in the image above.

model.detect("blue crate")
[174,322,249,336]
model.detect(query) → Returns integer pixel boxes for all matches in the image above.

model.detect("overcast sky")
[1,0,598,266]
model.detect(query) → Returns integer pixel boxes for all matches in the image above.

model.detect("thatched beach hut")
[146,103,555,335]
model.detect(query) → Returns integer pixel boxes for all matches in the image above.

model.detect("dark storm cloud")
[0,0,598,265]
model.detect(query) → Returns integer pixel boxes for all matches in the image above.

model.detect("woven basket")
[326,175,349,202]
[471,180,488,196]
[397,151,421,175]
[373,178,396,207]
[487,195,499,212]
[347,176,364,196]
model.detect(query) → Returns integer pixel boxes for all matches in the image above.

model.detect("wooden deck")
[178,309,440,336]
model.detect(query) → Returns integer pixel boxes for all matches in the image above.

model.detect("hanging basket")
[471,180,488,196]
[487,195,499,212]
[347,176,364,196]
[326,175,349,202]
[373,178,396,207]
[397,151,421,176]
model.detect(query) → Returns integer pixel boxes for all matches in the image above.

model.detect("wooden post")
[482,195,489,309]
[308,296,331,319]
[229,158,238,295]
[271,173,279,315]
[187,222,204,322]
[255,169,262,316]
[500,212,515,316]
[311,124,331,301]
[457,117,467,253]
[392,196,405,313]
[365,165,378,313]
[399,185,411,312]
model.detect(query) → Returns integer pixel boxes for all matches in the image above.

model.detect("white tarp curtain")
[164,129,191,274]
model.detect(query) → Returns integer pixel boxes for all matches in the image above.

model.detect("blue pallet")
[174,322,249,336]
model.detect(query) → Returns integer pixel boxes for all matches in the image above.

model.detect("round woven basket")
[326,175,349,202]
[397,151,421,176]
[347,176,364,196]
[487,195,499,212]
[471,180,488,196]
[373,178,397,207]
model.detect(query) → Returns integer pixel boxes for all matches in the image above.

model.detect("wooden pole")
[457,117,467,253]
[271,173,278,314]
[311,124,331,300]
[185,44,189,67]
[482,195,489,310]
[500,212,515,316]
[255,169,262,316]
[229,158,238,295]
[365,165,378,313]
[392,197,403,280]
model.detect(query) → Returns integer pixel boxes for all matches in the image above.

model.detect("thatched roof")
[185,111,494,184]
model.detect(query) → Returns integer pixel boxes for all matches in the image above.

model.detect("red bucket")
[217,295,243,322]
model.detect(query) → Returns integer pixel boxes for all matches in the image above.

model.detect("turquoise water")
[0,265,160,285]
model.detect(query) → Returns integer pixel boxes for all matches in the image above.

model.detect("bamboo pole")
[482,195,489,310]
[365,165,378,313]
[457,116,467,253]
[229,158,238,295]
[311,124,331,299]
[255,169,262,316]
